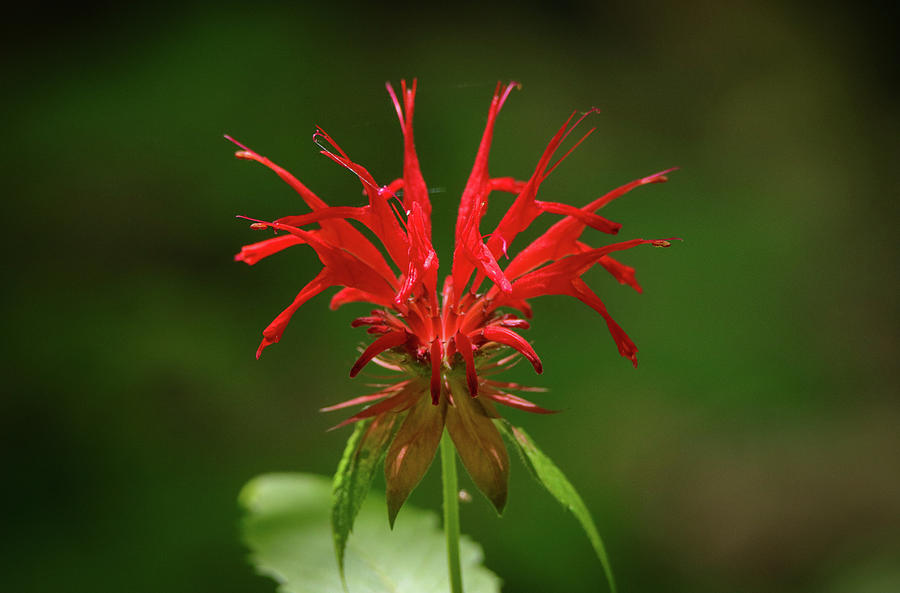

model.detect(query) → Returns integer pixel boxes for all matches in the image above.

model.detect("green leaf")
[241,473,501,593]
[497,421,617,593]
[332,416,400,581]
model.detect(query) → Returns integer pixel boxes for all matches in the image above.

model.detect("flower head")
[232,80,676,521]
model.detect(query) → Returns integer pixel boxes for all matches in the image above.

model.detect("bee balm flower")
[232,80,676,521]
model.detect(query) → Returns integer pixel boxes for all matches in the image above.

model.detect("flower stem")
[440,430,463,593]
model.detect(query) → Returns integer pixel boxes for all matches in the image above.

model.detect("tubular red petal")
[536,201,621,235]
[570,278,639,367]
[256,271,328,359]
[488,177,527,194]
[228,137,397,285]
[312,128,411,270]
[396,201,439,308]
[242,218,398,301]
[430,340,443,404]
[454,331,479,397]
[329,287,395,310]
[589,167,678,211]
[474,326,543,374]
[465,239,513,294]
[350,331,410,377]
[495,317,530,329]
[234,234,304,265]
[506,238,673,302]
[539,125,597,182]
[500,168,676,283]
[391,79,432,232]
[455,81,519,239]
[275,206,368,228]
[486,110,599,259]
[385,82,405,133]
[598,254,643,293]
[350,316,383,328]
[451,82,519,299]
[226,135,328,210]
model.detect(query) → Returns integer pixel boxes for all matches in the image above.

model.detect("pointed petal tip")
[224,134,250,152]
[387,503,399,529]
[493,495,507,515]
[643,166,680,184]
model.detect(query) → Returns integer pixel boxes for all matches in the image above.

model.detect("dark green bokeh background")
[4,2,898,592]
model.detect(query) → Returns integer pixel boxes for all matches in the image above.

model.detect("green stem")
[440,430,463,593]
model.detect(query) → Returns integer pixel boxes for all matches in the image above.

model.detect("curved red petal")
[474,326,542,374]
[598,254,643,293]
[234,234,304,266]
[256,271,328,359]
[350,331,411,377]
[570,278,639,367]
[536,201,621,235]
[501,168,676,282]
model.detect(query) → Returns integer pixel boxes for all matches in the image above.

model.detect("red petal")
[473,326,542,374]
[312,128,410,269]
[536,201,621,235]
[589,167,677,211]
[395,201,439,307]
[570,278,639,366]
[234,234,304,265]
[454,82,519,241]
[486,110,597,259]
[506,238,670,301]
[256,271,328,359]
[430,339,443,404]
[451,82,519,298]
[350,331,410,377]
[388,79,432,233]
[227,136,396,284]
[488,177,527,194]
[501,168,676,282]
[246,219,397,301]
[226,135,329,210]
[598,253,642,293]
[461,238,512,294]
[454,331,478,397]
[329,287,395,310]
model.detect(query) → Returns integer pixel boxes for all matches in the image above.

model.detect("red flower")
[232,80,676,520]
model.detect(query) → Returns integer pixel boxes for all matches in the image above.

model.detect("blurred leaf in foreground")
[240,473,501,593]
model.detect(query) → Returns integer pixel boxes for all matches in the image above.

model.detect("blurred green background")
[4,1,898,592]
